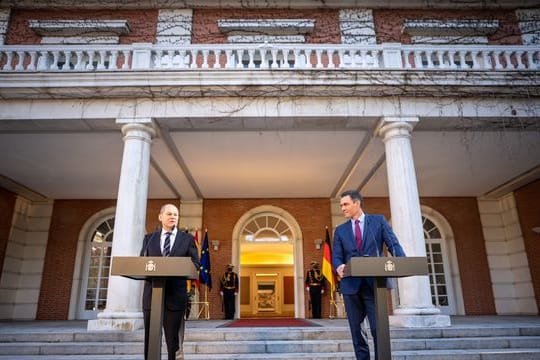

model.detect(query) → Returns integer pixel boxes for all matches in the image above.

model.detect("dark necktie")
[355,219,363,254]
[163,232,171,256]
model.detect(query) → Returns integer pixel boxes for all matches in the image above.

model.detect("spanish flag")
[321,227,335,292]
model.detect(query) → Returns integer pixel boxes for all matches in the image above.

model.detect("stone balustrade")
[0,42,538,72]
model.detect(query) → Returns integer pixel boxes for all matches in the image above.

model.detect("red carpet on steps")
[223,318,319,327]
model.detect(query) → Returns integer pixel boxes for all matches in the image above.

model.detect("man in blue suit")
[332,190,406,360]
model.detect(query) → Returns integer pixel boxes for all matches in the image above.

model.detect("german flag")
[321,227,335,292]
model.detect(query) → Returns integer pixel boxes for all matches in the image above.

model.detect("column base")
[87,311,144,331]
[389,314,451,328]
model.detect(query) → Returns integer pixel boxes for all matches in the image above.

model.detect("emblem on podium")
[145,260,156,272]
[384,260,395,272]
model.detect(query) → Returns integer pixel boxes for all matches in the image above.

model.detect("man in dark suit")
[140,204,200,360]
[332,190,406,360]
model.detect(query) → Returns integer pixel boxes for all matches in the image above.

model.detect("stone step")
[1,336,539,356]
[2,325,539,343]
[1,349,540,360]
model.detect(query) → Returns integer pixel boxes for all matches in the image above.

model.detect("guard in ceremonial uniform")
[305,261,325,319]
[219,264,239,320]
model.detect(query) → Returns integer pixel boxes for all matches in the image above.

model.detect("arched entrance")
[232,206,304,318]
[421,206,464,315]
[70,207,116,320]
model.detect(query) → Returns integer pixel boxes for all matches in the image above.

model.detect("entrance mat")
[222,318,320,328]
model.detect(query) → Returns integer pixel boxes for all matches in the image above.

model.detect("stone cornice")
[29,20,131,37]
[0,69,538,100]
[2,0,538,9]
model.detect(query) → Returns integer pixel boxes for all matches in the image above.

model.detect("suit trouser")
[144,308,185,360]
[343,282,377,360]
[223,289,236,319]
[309,286,322,318]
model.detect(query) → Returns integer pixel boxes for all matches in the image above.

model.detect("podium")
[111,256,198,360]
[343,256,428,360]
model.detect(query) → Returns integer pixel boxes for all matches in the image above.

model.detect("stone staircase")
[1,320,540,360]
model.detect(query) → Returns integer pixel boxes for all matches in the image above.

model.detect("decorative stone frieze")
[227,35,307,43]
[156,9,193,45]
[339,9,376,44]
[29,19,130,44]
[403,19,500,36]
[516,9,540,45]
[218,18,314,43]
[403,19,499,44]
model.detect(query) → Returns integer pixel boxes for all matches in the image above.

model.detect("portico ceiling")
[0,111,539,201]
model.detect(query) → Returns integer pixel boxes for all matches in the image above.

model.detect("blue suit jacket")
[332,214,406,295]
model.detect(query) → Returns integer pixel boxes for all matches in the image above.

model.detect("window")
[84,217,114,311]
[423,216,449,308]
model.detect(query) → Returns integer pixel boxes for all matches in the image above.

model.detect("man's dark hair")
[340,190,364,208]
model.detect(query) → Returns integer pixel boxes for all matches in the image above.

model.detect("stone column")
[88,118,156,331]
[378,117,450,327]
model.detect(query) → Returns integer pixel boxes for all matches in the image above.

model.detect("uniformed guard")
[305,260,325,318]
[219,263,239,320]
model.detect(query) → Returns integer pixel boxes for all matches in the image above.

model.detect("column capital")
[377,116,419,142]
[116,118,156,143]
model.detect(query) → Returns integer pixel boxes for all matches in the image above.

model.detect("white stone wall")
[516,8,540,45]
[0,9,10,45]
[478,194,538,314]
[339,9,376,44]
[156,9,193,45]
[0,197,53,320]
[179,199,203,232]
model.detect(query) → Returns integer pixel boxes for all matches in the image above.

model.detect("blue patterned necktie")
[355,219,363,254]
[163,232,171,256]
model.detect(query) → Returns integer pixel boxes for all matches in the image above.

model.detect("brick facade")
[192,9,341,44]
[373,9,522,45]
[36,198,175,320]
[421,197,496,315]
[5,9,158,45]
[0,187,16,284]
[515,179,540,314]
[32,194,500,319]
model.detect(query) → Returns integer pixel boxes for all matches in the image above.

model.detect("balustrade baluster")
[4,52,13,71]
[97,51,107,70]
[524,51,533,70]
[201,50,209,69]
[109,51,119,70]
[515,51,525,70]
[414,51,423,69]
[155,50,164,68]
[122,50,131,70]
[74,51,84,71]
[480,51,489,70]
[503,51,512,69]
[187,50,195,69]
[246,49,254,69]
[457,51,466,69]
[436,51,444,69]
[493,51,503,70]
[51,51,60,71]
[86,51,95,70]
[225,49,233,69]
[314,49,322,69]
[426,50,434,69]
[27,51,37,71]
[62,51,72,71]
[15,51,25,71]
[471,51,480,69]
